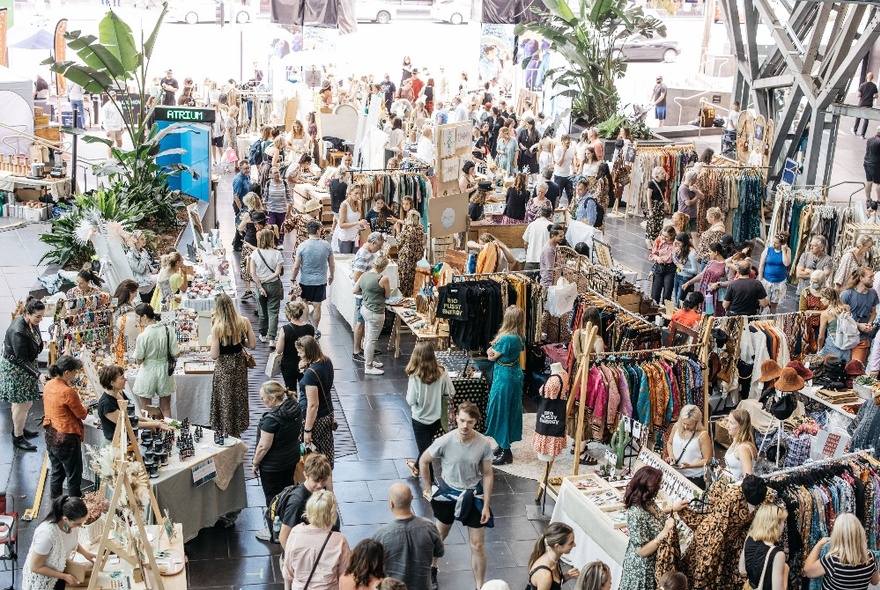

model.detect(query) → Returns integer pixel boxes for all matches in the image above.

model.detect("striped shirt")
[819,553,876,590]
[264,179,289,213]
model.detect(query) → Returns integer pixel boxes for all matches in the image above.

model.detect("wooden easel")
[535,325,597,503]
[87,400,165,590]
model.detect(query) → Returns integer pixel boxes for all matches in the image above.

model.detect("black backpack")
[247,138,264,166]
[587,195,605,228]
[268,483,299,542]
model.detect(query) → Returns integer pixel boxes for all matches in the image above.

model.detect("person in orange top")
[42,355,87,500]
[671,292,704,328]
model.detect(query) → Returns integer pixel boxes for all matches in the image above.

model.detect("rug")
[491,413,609,482]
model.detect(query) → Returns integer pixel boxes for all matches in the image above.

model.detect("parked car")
[357,0,397,24]
[612,34,680,62]
[168,0,256,24]
[430,0,469,24]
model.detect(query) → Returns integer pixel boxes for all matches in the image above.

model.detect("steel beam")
[819,4,866,86]
[817,8,880,107]
[828,103,880,119]
[752,0,817,106]
[769,86,805,165]
[753,75,796,90]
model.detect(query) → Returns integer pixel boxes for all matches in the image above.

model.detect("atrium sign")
[154,106,215,123]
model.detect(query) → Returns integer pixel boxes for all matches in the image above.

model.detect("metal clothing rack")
[761,447,875,479]
[352,167,429,173]
[451,269,544,282]
[589,343,703,357]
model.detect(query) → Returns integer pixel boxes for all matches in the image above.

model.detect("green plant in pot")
[516,0,666,128]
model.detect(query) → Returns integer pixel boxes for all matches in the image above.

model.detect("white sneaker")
[365,366,385,375]
[269,339,276,348]
[255,528,272,542]
[371,360,384,368]
[258,334,267,343]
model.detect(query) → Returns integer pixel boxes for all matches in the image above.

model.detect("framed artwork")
[440,156,459,182]
[592,239,613,267]
[439,127,455,159]
[455,123,472,150]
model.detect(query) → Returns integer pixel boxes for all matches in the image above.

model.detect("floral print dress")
[620,504,664,590]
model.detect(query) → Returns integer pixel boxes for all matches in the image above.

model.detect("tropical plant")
[596,110,653,140]
[516,0,666,126]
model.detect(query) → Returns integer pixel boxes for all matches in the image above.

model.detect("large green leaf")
[65,33,126,80]
[99,10,138,72]
[590,0,615,22]
[143,2,169,61]
[45,61,113,93]
[557,0,576,22]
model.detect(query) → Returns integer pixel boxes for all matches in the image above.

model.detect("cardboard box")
[64,559,93,587]
[714,419,732,448]
[16,188,42,202]
[34,125,61,143]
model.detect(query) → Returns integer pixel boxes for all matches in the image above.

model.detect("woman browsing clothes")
[664,404,712,489]
[739,504,788,590]
[0,297,45,451]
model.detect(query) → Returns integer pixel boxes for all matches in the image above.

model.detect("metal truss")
[719,0,880,185]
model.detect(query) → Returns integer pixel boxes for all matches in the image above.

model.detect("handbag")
[256,249,284,278]
[302,531,333,590]
[309,367,338,431]
[265,350,282,378]
[165,327,177,376]
[243,349,257,369]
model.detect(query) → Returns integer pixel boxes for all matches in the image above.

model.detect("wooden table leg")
[394,315,402,359]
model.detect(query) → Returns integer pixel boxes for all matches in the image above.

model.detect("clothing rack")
[628,142,698,217]
[353,167,429,173]
[588,343,703,357]
[695,163,767,241]
[761,447,875,479]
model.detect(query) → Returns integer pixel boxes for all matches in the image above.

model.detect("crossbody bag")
[256,249,284,278]
[309,367,339,431]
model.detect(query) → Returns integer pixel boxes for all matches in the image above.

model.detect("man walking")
[841,267,879,364]
[419,402,494,590]
[864,126,880,203]
[100,90,125,156]
[723,261,769,316]
[68,81,85,129]
[351,233,385,361]
[273,454,336,545]
[291,221,334,339]
[372,483,445,590]
[651,75,667,128]
[232,160,251,251]
[853,72,878,139]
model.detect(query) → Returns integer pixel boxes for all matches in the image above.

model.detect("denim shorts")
[355,295,364,324]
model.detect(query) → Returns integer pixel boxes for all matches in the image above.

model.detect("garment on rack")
[628,145,698,217]
[739,321,791,398]
[696,166,765,243]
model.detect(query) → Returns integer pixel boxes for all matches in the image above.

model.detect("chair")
[0,493,18,590]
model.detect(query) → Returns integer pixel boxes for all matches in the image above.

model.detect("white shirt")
[68,82,84,101]
[251,248,282,282]
[416,136,435,163]
[101,100,125,131]
[553,145,575,177]
[726,109,740,132]
[523,216,553,263]
[454,104,469,123]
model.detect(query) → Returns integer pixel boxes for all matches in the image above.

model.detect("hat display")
[759,359,783,382]
[786,360,814,381]
[845,359,865,377]
[303,199,322,214]
[774,367,805,392]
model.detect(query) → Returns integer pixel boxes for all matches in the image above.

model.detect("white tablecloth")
[327,255,399,330]
[0,172,71,199]
[125,369,213,426]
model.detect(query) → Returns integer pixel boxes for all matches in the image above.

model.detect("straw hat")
[774,367,805,392]
[303,199,322,214]
[786,360,813,381]
[758,359,783,382]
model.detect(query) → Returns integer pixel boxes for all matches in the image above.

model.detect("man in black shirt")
[274,454,337,545]
[723,262,769,316]
[853,72,878,139]
[160,69,178,106]
[865,125,880,202]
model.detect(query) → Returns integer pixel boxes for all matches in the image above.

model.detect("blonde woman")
[223,105,239,172]
[288,120,311,163]
[724,408,757,481]
[738,504,788,590]
[645,166,668,248]
[416,125,435,163]
[804,513,879,589]
[283,491,350,590]
[485,306,526,466]
[664,404,712,489]
[575,561,612,590]
[333,184,369,254]
[397,209,425,297]
[817,287,852,361]
[150,251,188,312]
[267,134,288,170]
[276,300,315,390]
[496,126,517,176]
[697,207,726,263]
[238,192,269,299]
[210,293,256,437]
[404,341,455,479]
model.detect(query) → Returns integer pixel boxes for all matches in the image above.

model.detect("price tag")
[191,457,217,487]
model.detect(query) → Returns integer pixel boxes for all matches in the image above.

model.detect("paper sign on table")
[192,457,217,487]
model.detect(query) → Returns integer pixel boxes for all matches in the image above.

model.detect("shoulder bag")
[309,367,338,431]
[302,531,333,590]
[256,248,284,277]
[166,327,177,376]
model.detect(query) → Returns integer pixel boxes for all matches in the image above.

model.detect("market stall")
[328,254,399,329]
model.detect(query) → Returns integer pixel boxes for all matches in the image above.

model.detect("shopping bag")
[266,350,282,378]
[225,147,238,163]
[546,276,578,317]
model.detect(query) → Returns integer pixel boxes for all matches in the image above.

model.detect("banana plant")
[516,0,666,126]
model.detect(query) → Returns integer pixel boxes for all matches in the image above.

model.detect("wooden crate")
[35,126,61,142]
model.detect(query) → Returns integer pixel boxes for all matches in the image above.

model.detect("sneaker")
[365,366,385,375]
[241,291,255,300]
[352,352,366,363]
[315,330,322,340]
[255,528,272,542]
[431,566,438,590]
[269,339,276,348]
[854,129,860,136]
[371,360,384,368]
[258,334,267,343]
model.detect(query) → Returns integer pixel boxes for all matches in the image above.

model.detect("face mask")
[810,283,821,289]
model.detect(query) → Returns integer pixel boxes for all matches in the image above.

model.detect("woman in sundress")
[210,293,256,437]
[397,210,425,297]
[484,306,526,466]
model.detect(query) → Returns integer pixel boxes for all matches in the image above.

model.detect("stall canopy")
[270,0,356,34]
[475,0,546,24]
[9,28,53,50]
[0,66,34,157]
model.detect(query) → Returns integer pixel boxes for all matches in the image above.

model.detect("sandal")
[406,459,420,477]
[580,453,598,466]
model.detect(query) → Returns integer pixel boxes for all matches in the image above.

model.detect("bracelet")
[304,429,312,433]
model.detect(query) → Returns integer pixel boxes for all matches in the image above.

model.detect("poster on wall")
[478,24,515,95]
[455,123,471,150]
[439,127,455,159]
[428,192,469,238]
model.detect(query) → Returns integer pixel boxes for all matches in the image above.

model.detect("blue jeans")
[70,99,85,128]
[818,342,851,362]
[674,273,695,306]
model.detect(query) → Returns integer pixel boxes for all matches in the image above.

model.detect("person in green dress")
[132,304,179,418]
[485,305,525,466]
[620,466,682,590]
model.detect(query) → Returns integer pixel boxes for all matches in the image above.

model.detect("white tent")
[0,67,35,158]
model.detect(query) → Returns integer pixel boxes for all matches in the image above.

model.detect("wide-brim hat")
[251,210,267,224]
[759,359,783,382]
[823,355,846,374]
[786,360,814,381]
[775,367,805,392]
[846,359,865,377]
[303,199,322,214]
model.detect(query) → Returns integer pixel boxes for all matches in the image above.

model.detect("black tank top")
[527,564,562,590]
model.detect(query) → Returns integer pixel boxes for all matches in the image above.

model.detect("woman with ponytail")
[66,266,104,300]
[253,380,302,542]
[42,356,86,499]
[23,495,94,590]
[525,522,580,590]
[150,251,188,312]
